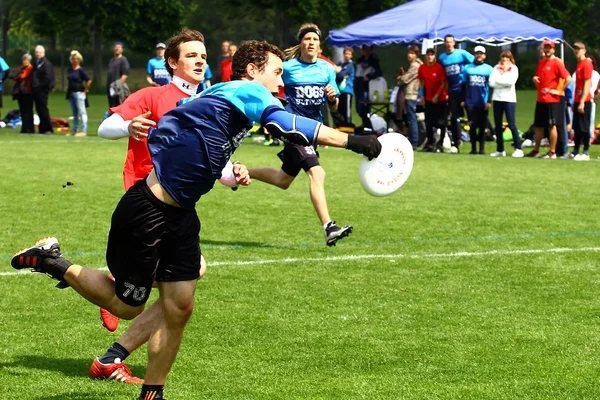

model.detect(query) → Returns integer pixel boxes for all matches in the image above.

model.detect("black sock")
[140,384,164,400]
[99,342,130,364]
[42,256,73,281]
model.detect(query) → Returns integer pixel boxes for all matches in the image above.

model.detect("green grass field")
[0,92,599,400]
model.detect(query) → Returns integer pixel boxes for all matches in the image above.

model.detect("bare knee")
[163,296,195,323]
[307,166,326,182]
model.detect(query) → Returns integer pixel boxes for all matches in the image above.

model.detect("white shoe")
[522,139,533,148]
[512,149,524,158]
[450,146,459,154]
[490,151,506,157]
[560,153,575,160]
[574,153,590,161]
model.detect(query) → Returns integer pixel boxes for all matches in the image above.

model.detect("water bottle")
[373,90,379,102]
[339,78,347,91]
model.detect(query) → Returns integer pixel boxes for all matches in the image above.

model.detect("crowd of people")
[391,35,599,160]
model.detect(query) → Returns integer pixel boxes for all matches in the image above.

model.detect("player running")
[249,23,352,247]
[10,40,381,400]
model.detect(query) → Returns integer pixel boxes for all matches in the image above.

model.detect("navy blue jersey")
[283,58,339,122]
[463,62,493,107]
[148,81,284,209]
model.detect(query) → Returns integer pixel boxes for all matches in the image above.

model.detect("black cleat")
[324,221,353,247]
[11,237,72,288]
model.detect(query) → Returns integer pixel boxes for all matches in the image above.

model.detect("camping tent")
[328,0,563,48]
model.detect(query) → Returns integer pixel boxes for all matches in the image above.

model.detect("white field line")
[1,246,598,277]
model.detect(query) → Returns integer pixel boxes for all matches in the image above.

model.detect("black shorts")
[534,102,563,129]
[278,143,320,177]
[572,102,592,134]
[425,100,448,128]
[448,92,465,118]
[106,179,201,307]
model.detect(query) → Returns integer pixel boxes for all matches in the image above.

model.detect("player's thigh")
[157,279,198,315]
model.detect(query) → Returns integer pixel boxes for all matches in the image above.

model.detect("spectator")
[32,45,55,134]
[354,45,382,127]
[215,40,230,83]
[489,50,523,157]
[332,47,355,127]
[11,54,34,133]
[146,42,170,87]
[438,35,474,153]
[398,45,423,149]
[528,40,571,158]
[107,42,130,107]
[463,45,493,155]
[418,48,448,152]
[570,41,593,161]
[588,56,599,144]
[0,52,9,119]
[66,50,92,137]
[220,43,237,83]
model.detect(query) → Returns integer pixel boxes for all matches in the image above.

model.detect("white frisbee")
[358,133,414,196]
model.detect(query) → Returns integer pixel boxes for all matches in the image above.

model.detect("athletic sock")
[140,384,164,400]
[98,342,130,364]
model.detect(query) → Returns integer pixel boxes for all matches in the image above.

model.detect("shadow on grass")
[0,354,145,381]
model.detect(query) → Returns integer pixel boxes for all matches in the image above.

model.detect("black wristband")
[327,98,337,106]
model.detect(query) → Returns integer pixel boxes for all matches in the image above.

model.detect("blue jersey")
[147,57,170,86]
[148,81,284,209]
[283,58,339,122]
[463,62,493,107]
[0,56,9,91]
[336,61,355,95]
[438,49,474,95]
[199,64,213,92]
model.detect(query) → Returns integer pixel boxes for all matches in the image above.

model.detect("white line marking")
[2,247,598,277]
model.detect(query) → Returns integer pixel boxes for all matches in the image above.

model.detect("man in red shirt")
[219,43,237,83]
[418,48,448,152]
[528,40,571,159]
[94,28,208,384]
[571,41,593,161]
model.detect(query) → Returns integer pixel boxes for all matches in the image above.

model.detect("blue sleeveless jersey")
[463,62,493,107]
[148,81,284,209]
[146,57,170,86]
[438,49,474,95]
[283,58,339,122]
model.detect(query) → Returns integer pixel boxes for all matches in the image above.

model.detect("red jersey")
[110,82,190,190]
[221,59,233,82]
[574,58,593,103]
[318,54,337,67]
[418,62,447,101]
[535,57,570,103]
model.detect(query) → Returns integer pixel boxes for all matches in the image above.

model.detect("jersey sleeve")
[328,65,340,95]
[231,82,284,122]
[205,64,213,80]
[147,60,153,75]
[557,61,570,80]
[0,57,9,72]
[582,60,593,80]
[464,50,475,64]
[110,89,153,120]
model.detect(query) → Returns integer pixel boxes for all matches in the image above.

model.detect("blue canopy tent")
[329,0,563,50]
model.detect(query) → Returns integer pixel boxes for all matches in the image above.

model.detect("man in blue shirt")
[11,39,380,400]
[146,42,170,86]
[463,45,493,155]
[438,35,474,153]
[0,54,10,119]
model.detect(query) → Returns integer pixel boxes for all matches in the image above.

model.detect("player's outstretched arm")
[263,108,381,159]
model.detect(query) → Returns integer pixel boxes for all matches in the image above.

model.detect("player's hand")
[548,89,560,96]
[128,111,155,142]
[346,134,382,160]
[432,95,438,104]
[533,76,540,85]
[578,103,585,114]
[233,163,251,186]
[324,84,337,102]
[460,101,465,107]
[485,103,491,111]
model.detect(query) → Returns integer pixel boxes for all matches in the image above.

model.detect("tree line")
[4,0,598,90]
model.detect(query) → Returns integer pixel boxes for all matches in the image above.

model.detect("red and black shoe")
[11,237,72,288]
[90,357,144,384]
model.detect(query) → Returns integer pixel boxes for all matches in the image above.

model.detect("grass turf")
[0,92,599,400]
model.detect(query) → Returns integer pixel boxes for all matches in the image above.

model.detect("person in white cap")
[462,45,493,154]
[146,42,170,86]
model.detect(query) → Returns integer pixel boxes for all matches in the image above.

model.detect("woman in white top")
[489,50,523,157]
